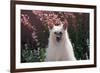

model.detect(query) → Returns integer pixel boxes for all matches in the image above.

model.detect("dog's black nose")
[56,36,61,42]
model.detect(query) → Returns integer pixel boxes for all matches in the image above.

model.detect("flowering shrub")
[21,10,89,62]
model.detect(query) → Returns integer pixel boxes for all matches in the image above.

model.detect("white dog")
[45,22,76,61]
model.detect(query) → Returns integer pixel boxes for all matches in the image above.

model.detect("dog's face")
[48,22,67,42]
[52,25,64,42]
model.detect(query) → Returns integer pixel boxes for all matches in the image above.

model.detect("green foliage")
[21,44,46,62]
[68,14,89,60]
[39,48,46,62]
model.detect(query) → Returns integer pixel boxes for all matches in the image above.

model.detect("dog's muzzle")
[56,36,62,42]
[54,31,63,42]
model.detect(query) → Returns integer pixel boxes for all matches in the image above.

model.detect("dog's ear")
[62,20,68,30]
[63,23,67,30]
[48,24,54,30]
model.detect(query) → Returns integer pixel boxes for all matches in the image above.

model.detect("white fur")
[45,24,76,61]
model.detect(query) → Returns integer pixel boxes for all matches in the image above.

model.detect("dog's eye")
[54,32,62,35]
[59,32,62,35]
[54,32,57,34]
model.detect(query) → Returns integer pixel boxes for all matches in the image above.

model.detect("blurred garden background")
[21,10,89,63]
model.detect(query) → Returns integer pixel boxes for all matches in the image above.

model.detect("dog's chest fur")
[48,42,67,61]
[46,30,76,61]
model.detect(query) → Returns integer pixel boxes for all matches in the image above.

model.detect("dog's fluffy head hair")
[48,22,68,42]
